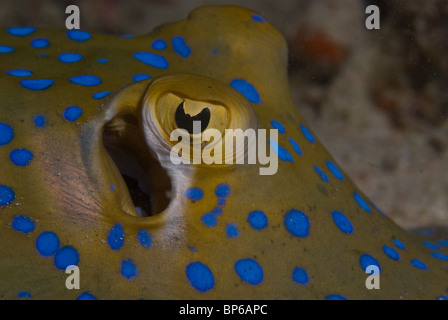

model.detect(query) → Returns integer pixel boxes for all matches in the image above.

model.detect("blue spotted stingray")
[1,5,448,300]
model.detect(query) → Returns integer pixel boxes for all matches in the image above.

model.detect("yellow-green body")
[0,6,447,299]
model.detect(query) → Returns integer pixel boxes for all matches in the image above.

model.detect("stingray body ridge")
[0,5,447,300]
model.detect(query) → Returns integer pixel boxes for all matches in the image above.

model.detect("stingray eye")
[153,92,228,137]
[175,101,210,133]
[140,73,257,165]
[97,73,257,219]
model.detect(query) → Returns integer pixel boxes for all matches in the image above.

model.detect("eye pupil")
[175,101,211,134]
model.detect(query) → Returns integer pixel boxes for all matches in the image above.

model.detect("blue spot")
[383,245,400,260]
[185,187,203,201]
[54,246,79,270]
[327,160,344,180]
[0,185,15,206]
[0,45,14,53]
[313,165,329,182]
[284,209,310,237]
[69,75,102,86]
[10,149,34,166]
[107,223,125,250]
[67,30,91,42]
[93,91,110,99]
[12,216,35,234]
[331,210,353,234]
[0,122,14,145]
[58,53,83,63]
[431,252,448,261]
[212,49,218,55]
[6,69,33,77]
[188,246,197,253]
[133,73,151,81]
[36,231,60,256]
[215,183,231,198]
[300,124,315,143]
[226,224,240,238]
[423,241,441,250]
[292,267,309,285]
[230,79,260,104]
[359,254,381,273]
[97,58,108,63]
[288,138,303,156]
[110,184,115,191]
[439,239,448,247]
[201,212,218,228]
[20,79,54,90]
[270,120,285,134]
[40,53,48,57]
[438,296,448,300]
[34,115,46,127]
[186,262,215,292]
[235,258,263,285]
[353,192,371,213]
[393,239,406,250]
[77,292,97,300]
[63,106,83,122]
[7,27,35,37]
[137,229,153,248]
[120,34,134,38]
[134,52,169,69]
[411,259,428,270]
[269,138,293,162]
[217,198,226,206]
[326,294,348,300]
[152,39,167,50]
[210,206,223,216]
[121,259,138,280]
[248,210,268,230]
[30,38,50,48]
[18,291,32,298]
[172,36,191,58]
[251,14,266,23]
